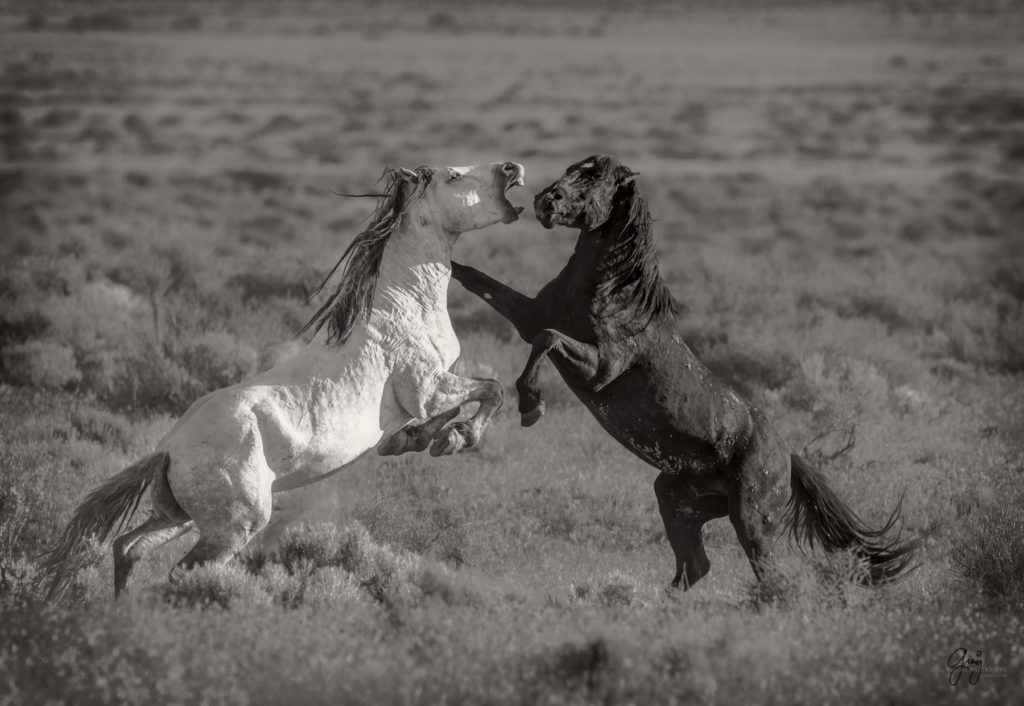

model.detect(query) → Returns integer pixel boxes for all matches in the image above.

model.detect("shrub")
[292,566,364,609]
[356,497,469,566]
[526,637,624,703]
[951,501,1024,600]
[162,564,271,609]
[102,341,190,414]
[273,521,484,608]
[413,566,482,607]
[276,522,358,575]
[0,340,81,389]
[0,485,36,601]
[0,556,39,603]
[596,572,639,608]
[69,406,134,450]
[178,330,257,396]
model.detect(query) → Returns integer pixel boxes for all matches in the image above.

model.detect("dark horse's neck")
[574,183,676,337]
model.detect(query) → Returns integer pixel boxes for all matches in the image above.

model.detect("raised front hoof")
[378,433,413,457]
[378,427,433,457]
[520,400,545,427]
[429,426,468,457]
[376,435,404,457]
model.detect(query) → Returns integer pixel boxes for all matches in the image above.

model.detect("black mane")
[300,167,433,344]
[593,182,677,335]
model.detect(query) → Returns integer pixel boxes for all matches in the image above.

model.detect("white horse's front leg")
[425,372,504,456]
[380,370,504,457]
[377,407,460,457]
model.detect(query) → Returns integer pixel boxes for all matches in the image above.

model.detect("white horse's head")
[399,161,526,235]
[301,161,526,344]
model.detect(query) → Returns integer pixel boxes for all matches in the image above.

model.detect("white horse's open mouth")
[502,174,526,222]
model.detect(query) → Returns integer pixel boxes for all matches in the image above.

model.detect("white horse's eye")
[447,170,462,182]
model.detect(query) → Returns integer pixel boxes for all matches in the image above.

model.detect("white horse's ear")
[399,168,419,183]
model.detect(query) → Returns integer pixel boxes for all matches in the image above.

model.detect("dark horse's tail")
[36,452,170,599]
[784,454,918,584]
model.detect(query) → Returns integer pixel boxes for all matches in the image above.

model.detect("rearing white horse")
[40,161,526,597]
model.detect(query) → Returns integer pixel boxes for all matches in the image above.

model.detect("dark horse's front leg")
[451,263,614,426]
[516,329,602,427]
[450,262,542,342]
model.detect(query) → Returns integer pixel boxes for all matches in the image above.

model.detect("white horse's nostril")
[502,162,516,174]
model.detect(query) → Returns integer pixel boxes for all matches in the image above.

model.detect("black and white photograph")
[0,1,1021,703]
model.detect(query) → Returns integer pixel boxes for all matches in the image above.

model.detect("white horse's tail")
[38,452,170,599]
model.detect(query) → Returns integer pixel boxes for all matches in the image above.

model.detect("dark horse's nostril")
[550,190,562,201]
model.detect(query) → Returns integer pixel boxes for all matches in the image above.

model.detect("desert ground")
[1,1,1023,704]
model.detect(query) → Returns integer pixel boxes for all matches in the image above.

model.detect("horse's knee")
[486,378,504,408]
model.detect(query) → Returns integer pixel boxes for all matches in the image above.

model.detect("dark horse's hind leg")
[726,417,792,581]
[654,473,729,589]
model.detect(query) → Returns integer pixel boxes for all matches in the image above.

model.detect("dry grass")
[2,1,1024,703]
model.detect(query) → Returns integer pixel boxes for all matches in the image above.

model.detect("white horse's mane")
[301,166,434,344]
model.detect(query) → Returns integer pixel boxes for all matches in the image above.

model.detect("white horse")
[40,161,526,598]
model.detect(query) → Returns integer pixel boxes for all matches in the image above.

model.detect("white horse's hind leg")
[170,511,271,579]
[169,488,273,581]
[112,516,193,597]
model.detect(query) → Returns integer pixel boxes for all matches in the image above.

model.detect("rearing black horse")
[451,154,917,589]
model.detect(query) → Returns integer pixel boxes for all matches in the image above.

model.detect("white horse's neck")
[374,209,456,318]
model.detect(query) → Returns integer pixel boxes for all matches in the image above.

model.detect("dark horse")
[451,154,917,589]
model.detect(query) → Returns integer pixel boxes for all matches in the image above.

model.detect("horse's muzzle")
[500,162,526,223]
[533,189,558,229]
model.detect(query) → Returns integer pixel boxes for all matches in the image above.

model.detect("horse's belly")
[294,406,385,469]
[576,389,738,477]
[598,415,722,475]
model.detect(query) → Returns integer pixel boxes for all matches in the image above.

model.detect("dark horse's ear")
[398,167,419,183]
[616,166,640,185]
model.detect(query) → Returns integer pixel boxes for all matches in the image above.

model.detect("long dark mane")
[300,167,433,344]
[593,182,677,333]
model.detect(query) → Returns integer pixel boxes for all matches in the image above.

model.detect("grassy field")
[2,1,1024,704]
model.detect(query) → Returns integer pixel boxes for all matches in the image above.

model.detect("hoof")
[377,430,416,457]
[377,436,402,456]
[521,400,545,427]
[429,427,467,457]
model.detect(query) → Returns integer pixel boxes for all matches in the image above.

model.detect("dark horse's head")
[533,154,639,231]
